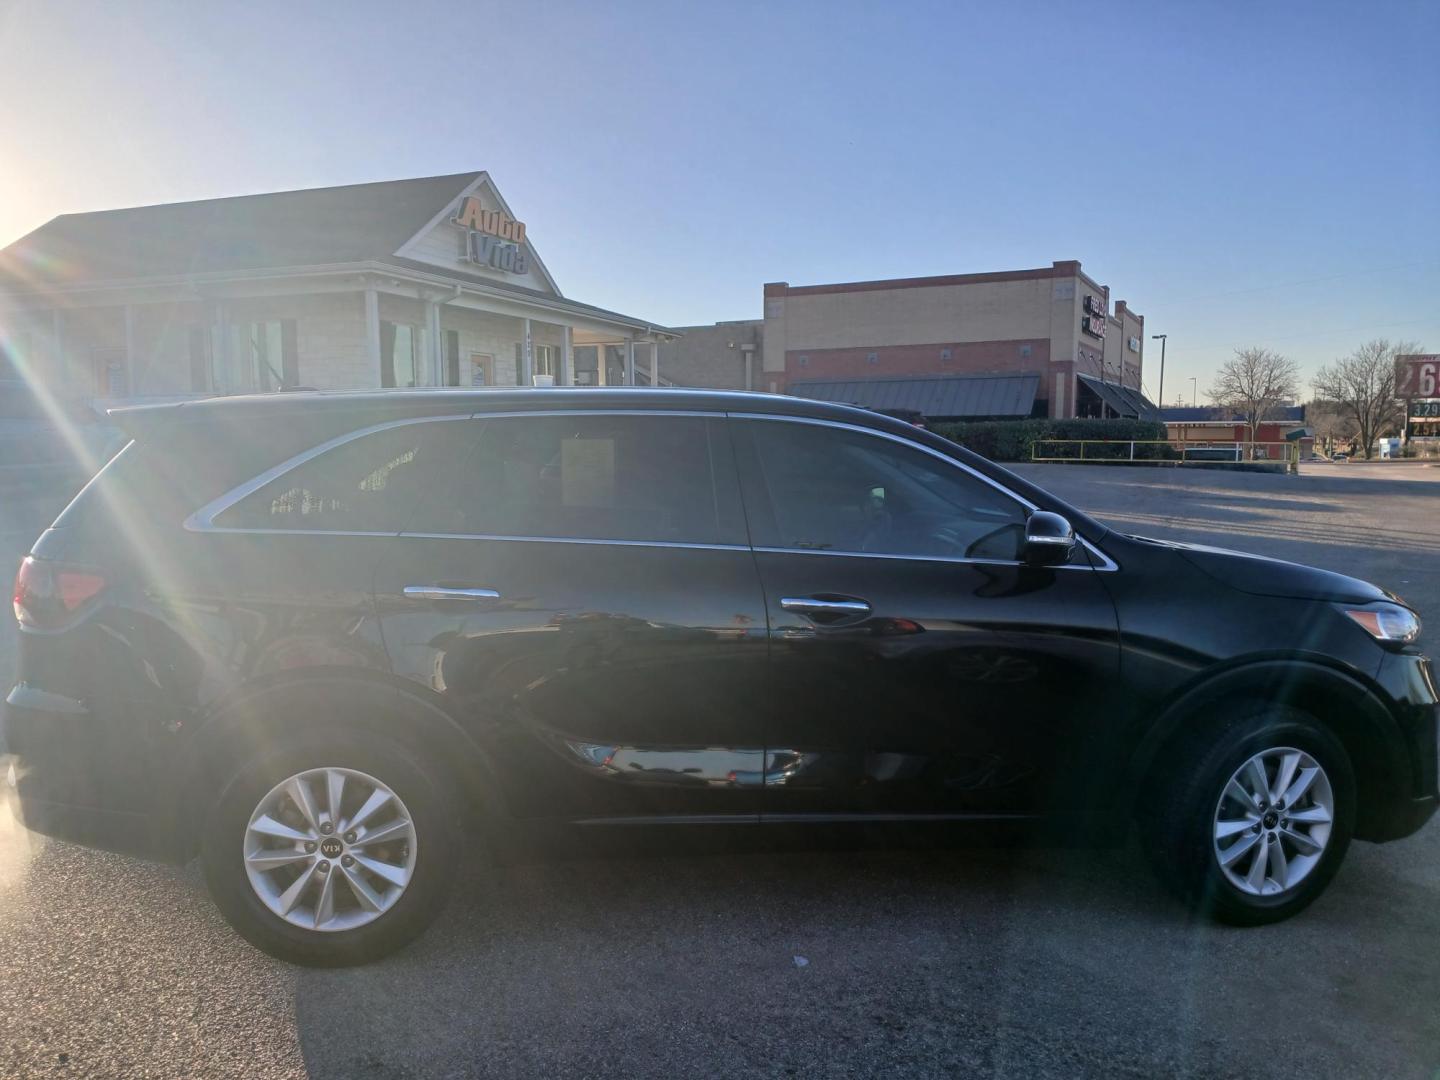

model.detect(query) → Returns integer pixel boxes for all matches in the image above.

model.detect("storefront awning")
[1076,374,1161,422]
[790,373,1039,420]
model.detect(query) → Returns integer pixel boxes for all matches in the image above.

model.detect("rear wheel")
[1143,706,1355,925]
[202,728,462,966]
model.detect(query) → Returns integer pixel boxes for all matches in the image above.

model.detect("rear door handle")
[779,596,871,617]
[402,586,501,602]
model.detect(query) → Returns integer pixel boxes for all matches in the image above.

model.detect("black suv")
[4,389,1436,965]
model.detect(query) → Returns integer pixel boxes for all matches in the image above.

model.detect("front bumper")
[1363,651,1440,841]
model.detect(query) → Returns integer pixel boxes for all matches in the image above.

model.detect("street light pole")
[1151,334,1167,417]
[1190,377,1198,407]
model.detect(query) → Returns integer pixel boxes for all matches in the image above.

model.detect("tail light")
[13,556,107,630]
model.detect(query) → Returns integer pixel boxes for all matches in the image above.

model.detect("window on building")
[93,345,128,397]
[534,344,556,377]
[1020,343,1033,358]
[740,419,1027,561]
[381,321,427,388]
[798,354,809,367]
[940,348,952,362]
[429,414,745,545]
[867,352,879,365]
[215,418,475,532]
[211,319,298,394]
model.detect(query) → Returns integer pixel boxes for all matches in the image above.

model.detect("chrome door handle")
[779,596,871,617]
[402,586,501,602]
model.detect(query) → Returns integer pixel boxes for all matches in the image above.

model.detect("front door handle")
[402,586,501,602]
[779,596,871,618]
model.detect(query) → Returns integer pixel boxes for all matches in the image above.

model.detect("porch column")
[364,288,382,387]
[562,326,573,386]
[122,304,135,397]
[426,299,442,386]
[521,318,533,385]
[597,344,608,386]
[624,336,635,385]
[650,341,660,387]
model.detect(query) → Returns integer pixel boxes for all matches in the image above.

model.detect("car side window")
[214,418,475,532]
[741,419,1027,560]
[426,414,746,546]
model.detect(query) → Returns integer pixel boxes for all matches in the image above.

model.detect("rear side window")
[420,414,745,546]
[213,418,476,533]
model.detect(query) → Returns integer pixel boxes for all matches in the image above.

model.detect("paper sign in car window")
[562,438,615,507]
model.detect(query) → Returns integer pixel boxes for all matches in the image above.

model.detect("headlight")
[1343,603,1421,643]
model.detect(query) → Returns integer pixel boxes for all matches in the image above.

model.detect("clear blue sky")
[1,0,1435,404]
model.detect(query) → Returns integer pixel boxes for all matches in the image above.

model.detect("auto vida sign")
[451,196,529,275]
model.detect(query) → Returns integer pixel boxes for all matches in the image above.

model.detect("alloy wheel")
[1212,746,1334,897]
[242,766,418,932]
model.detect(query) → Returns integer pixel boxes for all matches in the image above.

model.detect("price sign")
[1396,355,1439,399]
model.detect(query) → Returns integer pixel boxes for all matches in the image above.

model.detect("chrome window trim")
[753,545,1104,570]
[730,411,1118,572]
[183,404,1120,571]
[401,533,750,553]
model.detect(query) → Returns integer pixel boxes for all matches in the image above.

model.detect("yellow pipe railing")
[1029,439,1301,470]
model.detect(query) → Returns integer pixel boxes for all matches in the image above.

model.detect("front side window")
[214,418,474,532]
[741,419,1027,561]
[424,414,744,545]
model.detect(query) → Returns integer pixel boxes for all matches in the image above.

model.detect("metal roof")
[1076,374,1162,422]
[788,373,1040,419]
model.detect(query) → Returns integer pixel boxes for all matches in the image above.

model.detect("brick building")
[665,261,1156,420]
[0,172,675,408]
[757,260,1153,420]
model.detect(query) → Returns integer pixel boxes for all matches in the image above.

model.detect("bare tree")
[1208,347,1301,457]
[1312,339,1420,460]
[1304,398,1358,452]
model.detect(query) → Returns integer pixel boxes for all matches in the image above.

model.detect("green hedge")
[930,418,1174,462]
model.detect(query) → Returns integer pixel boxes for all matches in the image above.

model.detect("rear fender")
[167,673,504,861]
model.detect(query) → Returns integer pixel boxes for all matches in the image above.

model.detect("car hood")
[1128,535,1399,605]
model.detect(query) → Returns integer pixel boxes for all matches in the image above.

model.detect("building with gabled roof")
[0,172,675,406]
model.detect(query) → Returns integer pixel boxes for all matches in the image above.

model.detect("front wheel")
[201,729,462,966]
[1143,707,1356,925]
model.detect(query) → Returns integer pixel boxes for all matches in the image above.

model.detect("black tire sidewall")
[1156,708,1355,925]
[201,728,462,966]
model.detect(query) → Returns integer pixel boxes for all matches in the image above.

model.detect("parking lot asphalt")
[2,462,1439,1079]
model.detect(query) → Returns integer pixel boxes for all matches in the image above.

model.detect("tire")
[1141,704,1355,926]
[201,726,463,966]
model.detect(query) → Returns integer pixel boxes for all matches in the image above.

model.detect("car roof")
[108,387,908,433]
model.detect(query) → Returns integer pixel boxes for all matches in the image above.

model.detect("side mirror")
[1022,511,1076,566]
